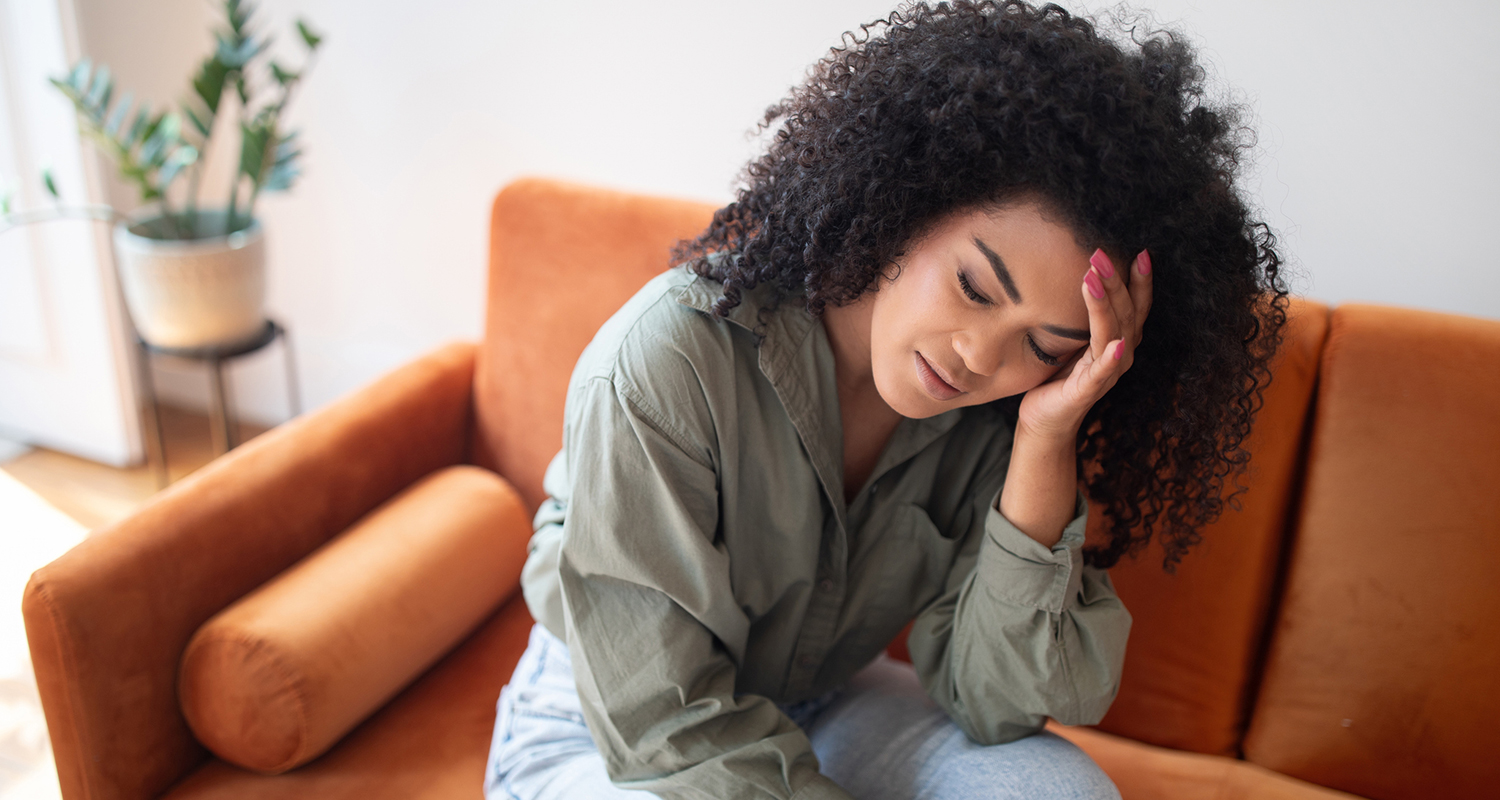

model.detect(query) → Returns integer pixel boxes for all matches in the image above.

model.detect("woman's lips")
[914,352,965,401]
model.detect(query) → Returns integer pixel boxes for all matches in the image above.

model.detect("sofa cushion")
[178,466,530,774]
[1242,305,1500,799]
[1088,299,1330,756]
[164,592,534,799]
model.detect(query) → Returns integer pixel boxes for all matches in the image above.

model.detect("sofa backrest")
[471,178,716,511]
[1091,298,1330,758]
[475,181,1500,789]
[1242,305,1500,799]
[471,178,1347,759]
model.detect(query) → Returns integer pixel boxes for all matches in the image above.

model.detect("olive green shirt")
[520,265,1130,800]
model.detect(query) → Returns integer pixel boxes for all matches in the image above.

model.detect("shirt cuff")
[979,489,1088,614]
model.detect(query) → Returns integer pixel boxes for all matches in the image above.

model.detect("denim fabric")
[486,624,1120,800]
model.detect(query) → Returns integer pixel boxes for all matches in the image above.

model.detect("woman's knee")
[924,730,1119,800]
[806,658,1117,799]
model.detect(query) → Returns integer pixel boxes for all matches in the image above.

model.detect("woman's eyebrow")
[972,237,1021,304]
[1042,324,1092,341]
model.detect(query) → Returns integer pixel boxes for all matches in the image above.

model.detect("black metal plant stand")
[134,319,301,488]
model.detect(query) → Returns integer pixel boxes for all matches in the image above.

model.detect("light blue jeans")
[485,624,1120,800]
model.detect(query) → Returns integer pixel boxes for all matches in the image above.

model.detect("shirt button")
[818,578,835,593]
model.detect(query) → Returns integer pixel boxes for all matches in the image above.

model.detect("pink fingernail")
[1090,249,1115,279]
[1084,270,1104,299]
[1137,249,1152,276]
[1113,341,1123,360]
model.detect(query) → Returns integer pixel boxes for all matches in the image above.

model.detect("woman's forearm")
[997,423,1080,549]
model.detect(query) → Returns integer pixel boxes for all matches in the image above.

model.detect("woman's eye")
[957,271,990,304]
[1026,334,1061,367]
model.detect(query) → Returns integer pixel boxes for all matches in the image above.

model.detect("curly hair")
[674,0,1289,570]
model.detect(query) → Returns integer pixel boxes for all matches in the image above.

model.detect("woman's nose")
[953,329,1003,377]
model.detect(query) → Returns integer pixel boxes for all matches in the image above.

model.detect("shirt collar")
[675,259,964,514]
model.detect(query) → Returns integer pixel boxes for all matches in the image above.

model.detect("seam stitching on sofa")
[242,631,310,774]
[192,629,311,774]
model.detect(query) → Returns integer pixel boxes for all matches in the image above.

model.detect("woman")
[486,2,1288,798]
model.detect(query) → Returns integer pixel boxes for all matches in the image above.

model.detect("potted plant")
[46,0,322,349]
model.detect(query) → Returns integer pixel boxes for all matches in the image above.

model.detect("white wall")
[72,0,1500,426]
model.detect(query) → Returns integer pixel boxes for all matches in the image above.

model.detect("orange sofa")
[24,178,1500,799]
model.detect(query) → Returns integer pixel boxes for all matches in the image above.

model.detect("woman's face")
[868,202,1096,419]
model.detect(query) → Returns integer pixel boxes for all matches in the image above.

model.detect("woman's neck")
[822,296,878,395]
[822,298,902,504]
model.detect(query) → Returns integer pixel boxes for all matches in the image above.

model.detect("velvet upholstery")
[179,466,531,774]
[1242,305,1500,799]
[1090,299,1330,756]
[23,342,476,800]
[162,596,534,799]
[23,178,1498,800]
[1047,723,1365,800]
[472,177,716,513]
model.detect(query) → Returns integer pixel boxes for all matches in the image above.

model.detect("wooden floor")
[1,406,269,530]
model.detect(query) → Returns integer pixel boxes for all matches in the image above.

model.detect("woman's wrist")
[997,422,1080,549]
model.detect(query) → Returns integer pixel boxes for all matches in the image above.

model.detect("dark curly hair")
[674,0,1289,570]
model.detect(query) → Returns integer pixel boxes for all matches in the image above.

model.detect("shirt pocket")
[866,503,964,620]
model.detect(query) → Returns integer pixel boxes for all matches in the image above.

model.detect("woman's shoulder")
[565,265,757,430]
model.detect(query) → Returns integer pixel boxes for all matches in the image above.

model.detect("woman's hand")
[999,249,1151,547]
[1016,249,1153,442]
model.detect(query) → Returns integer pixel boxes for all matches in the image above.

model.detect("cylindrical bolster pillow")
[179,465,530,774]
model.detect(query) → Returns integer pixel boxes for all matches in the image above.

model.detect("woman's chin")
[878,383,948,420]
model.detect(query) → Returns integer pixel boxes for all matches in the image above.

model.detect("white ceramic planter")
[113,211,266,349]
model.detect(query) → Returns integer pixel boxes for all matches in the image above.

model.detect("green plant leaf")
[2,186,12,216]
[158,144,199,188]
[192,54,229,113]
[238,120,269,181]
[140,112,165,142]
[270,61,299,86]
[65,59,91,92]
[217,38,250,69]
[104,91,133,137]
[85,65,112,115]
[42,168,60,200]
[263,162,299,192]
[296,19,322,50]
[159,111,181,142]
[228,0,253,33]
[138,137,164,168]
[127,107,152,148]
[139,114,180,167]
[183,105,210,139]
[266,136,300,189]
[274,134,300,162]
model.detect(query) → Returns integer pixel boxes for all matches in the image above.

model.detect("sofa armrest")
[23,341,477,800]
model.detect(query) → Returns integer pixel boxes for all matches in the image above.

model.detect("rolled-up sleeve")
[905,490,1131,745]
[557,374,854,800]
